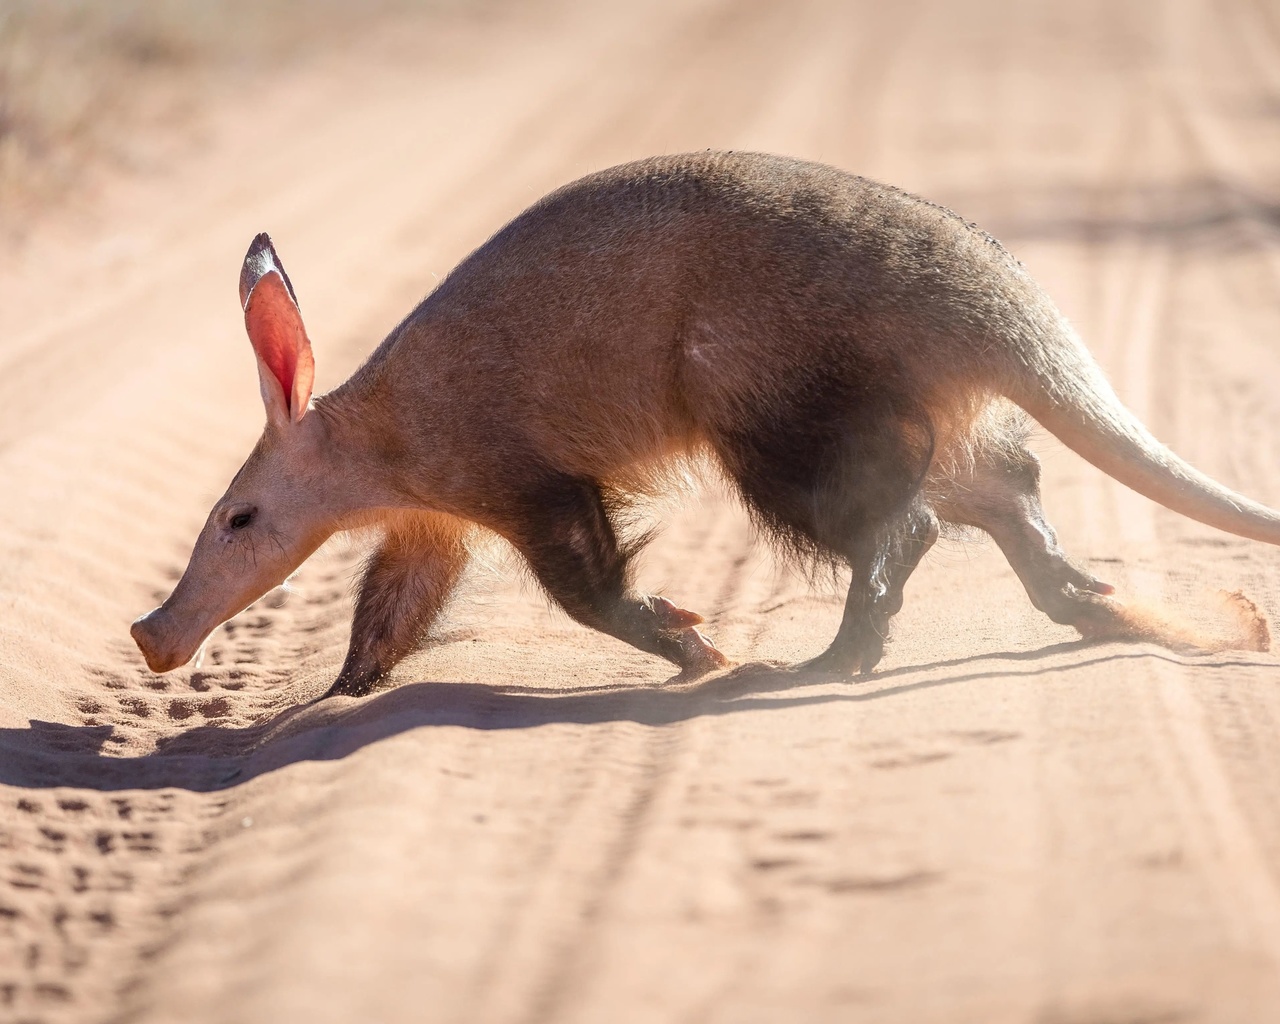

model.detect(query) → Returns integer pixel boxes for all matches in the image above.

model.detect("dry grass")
[0,1,471,226]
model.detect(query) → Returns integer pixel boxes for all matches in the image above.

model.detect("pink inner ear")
[291,339,316,421]
[244,270,313,419]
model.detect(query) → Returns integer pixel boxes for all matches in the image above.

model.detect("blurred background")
[0,0,481,226]
[3,0,1275,235]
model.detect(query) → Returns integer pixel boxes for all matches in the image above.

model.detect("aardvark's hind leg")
[505,475,728,678]
[935,441,1128,639]
[326,513,471,698]
[946,443,1270,652]
[707,385,937,677]
[803,501,940,675]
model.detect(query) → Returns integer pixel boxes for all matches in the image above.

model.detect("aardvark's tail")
[1005,323,1280,546]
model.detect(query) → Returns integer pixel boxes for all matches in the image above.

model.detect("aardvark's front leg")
[508,474,728,678]
[325,513,470,698]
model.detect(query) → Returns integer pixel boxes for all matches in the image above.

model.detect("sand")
[3,0,1280,1021]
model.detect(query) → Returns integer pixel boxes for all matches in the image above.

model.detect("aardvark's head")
[131,234,336,673]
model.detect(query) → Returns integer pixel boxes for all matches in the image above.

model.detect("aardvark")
[132,152,1279,696]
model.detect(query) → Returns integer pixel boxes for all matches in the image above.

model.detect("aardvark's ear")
[239,233,315,427]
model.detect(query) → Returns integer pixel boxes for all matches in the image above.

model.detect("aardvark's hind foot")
[1060,587,1198,649]
[793,631,885,678]
[1072,586,1272,655]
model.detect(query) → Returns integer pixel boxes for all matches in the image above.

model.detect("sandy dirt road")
[3,0,1280,1021]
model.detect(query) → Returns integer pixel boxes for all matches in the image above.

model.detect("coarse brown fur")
[132,152,1279,695]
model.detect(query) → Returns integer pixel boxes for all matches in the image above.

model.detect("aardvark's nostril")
[131,611,156,645]
[131,609,175,672]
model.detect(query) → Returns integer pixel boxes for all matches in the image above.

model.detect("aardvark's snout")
[131,607,193,673]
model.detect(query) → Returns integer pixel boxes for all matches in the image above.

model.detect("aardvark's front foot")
[648,595,731,679]
[321,658,384,700]
[672,626,731,679]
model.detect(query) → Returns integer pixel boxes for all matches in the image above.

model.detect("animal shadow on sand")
[0,643,1269,793]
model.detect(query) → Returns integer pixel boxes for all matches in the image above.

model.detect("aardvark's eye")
[229,511,254,530]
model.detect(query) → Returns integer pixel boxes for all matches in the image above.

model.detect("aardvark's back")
[343,151,1035,495]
